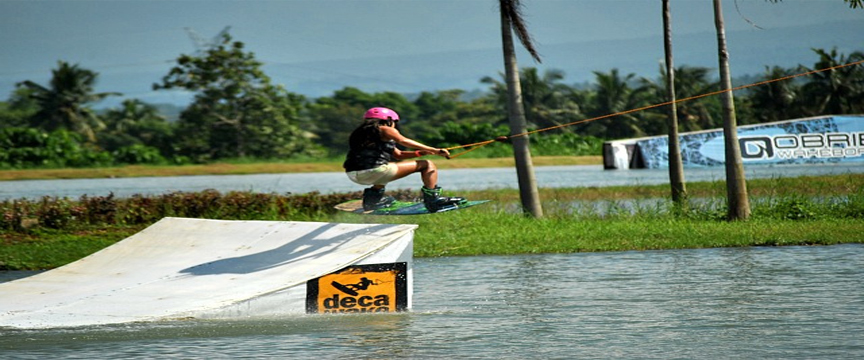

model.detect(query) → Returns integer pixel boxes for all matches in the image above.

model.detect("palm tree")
[713,0,750,221]
[585,69,649,139]
[760,1,863,117]
[748,66,801,122]
[481,67,581,132]
[98,99,174,153]
[662,0,687,206]
[516,68,570,129]
[638,65,718,134]
[103,99,163,133]
[798,48,864,115]
[671,66,720,131]
[499,0,543,218]
[16,61,119,142]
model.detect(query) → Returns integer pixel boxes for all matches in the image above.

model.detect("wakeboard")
[335,199,490,215]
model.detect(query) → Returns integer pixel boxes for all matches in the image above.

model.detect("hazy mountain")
[267,19,863,97]
[93,19,862,108]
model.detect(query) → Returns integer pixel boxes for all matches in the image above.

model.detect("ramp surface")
[0,217,416,329]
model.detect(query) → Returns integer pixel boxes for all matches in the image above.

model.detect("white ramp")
[0,217,416,329]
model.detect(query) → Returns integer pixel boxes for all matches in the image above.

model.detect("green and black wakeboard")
[334,199,490,215]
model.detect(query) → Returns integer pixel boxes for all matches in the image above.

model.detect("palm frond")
[499,0,542,63]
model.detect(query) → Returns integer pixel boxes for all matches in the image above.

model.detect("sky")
[1,0,862,108]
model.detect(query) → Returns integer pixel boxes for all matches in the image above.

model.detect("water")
[2,244,862,359]
[2,162,863,200]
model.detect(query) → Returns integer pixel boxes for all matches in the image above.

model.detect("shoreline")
[1,171,861,271]
[0,156,602,181]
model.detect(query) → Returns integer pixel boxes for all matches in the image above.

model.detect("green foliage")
[0,89,38,128]
[112,144,166,165]
[798,48,864,115]
[2,186,861,235]
[830,188,864,218]
[99,99,175,157]
[2,180,864,270]
[425,131,604,158]
[154,32,317,162]
[530,132,604,156]
[0,199,32,232]
[765,197,819,220]
[305,102,365,155]
[15,61,119,142]
[0,190,360,234]
[420,121,510,148]
[0,127,112,169]
[308,87,422,155]
[35,197,76,229]
[2,45,863,168]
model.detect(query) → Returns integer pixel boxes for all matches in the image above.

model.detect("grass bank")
[386,215,864,257]
[1,173,862,270]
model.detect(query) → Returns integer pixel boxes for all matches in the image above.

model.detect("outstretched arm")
[381,126,450,158]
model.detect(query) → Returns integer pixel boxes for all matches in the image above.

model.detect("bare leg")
[391,160,437,189]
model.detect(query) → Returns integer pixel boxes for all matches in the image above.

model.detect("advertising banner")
[636,115,864,168]
[306,262,408,314]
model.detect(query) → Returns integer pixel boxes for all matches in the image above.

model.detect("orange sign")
[306,262,408,314]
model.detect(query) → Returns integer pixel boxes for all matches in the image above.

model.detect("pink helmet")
[364,107,400,121]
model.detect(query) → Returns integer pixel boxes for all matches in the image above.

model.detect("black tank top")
[343,123,396,172]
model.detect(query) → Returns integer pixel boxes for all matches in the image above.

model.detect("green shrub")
[772,197,818,220]
[112,144,166,165]
[0,200,34,231]
[0,128,113,169]
[531,132,604,156]
[35,197,76,229]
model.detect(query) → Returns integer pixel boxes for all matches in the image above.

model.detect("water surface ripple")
[2,244,862,359]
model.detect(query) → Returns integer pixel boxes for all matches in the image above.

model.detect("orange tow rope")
[442,59,864,159]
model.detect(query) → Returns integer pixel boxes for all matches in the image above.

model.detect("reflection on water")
[3,244,861,359]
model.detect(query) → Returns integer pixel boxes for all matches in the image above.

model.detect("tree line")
[0,32,861,169]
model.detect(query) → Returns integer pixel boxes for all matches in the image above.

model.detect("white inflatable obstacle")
[0,217,416,329]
